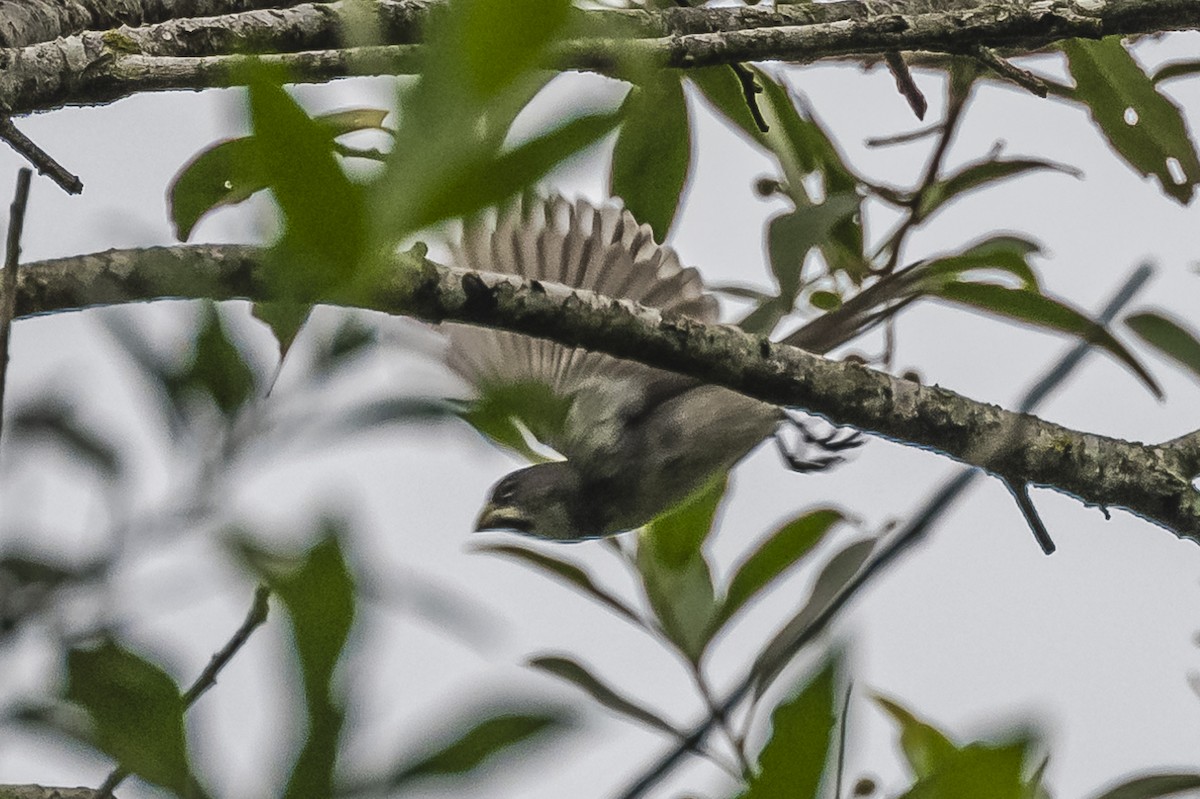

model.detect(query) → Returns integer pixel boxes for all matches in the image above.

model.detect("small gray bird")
[445,195,860,540]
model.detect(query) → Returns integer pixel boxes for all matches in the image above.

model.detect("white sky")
[0,28,1199,799]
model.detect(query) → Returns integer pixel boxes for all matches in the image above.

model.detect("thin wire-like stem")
[0,167,32,447]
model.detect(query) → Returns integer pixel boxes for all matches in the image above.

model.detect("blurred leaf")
[933,282,1161,397]
[1126,311,1200,382]
[898,739,1034,799]
[169,107,388,241]
[876,696,960,779]
[67,641,194,795]
[611,76,691,240]
[247,73,369,301]
[752,537,875,695]
[0,554,104,636]
[1064,37,1200,204]
[238,525,355,799]
[476,543,643,625]
[738,658,839,799]
[403,110,622,233]
[690,66,769,148]
[454,0,570,101]
[917,157,1081,220]
[386,709,570,789]
[179,303,258,418]
[918,236,1043,292]
[715,509,843,629]
[636,479,725,660]
[767,193,861,303]
[462,381,574,463]
[528,655,680,737]
[252,300,311,360]
[8,398,122,479]
[1090,773,1200,799]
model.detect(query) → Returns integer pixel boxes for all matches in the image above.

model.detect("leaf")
[1090,773,1200,799]
[387,709,570,788]
[528,656,680,737]
[898,739,1034,799]
[180,303,258,418]
[875,696,960,779]
[252,300,311,360]
[689,66,769,148]
[67,641,193,795]
[238,525,356,799]
[752,537,876,695]
[247,73,368,300]
[455,0,571,101]
[8,398,123,479]
[715,509,843,629]
[475,542,643,625]
[168,108,388,241]
[1064,37,1200,204]
[1153,60,1200,84]
[767,192,862,303]
[918,158,1081,221]
[738,658,839,799]
[1126,311,1200,383]
[636,478,725,660]
[611,76,691,241]
[462,381,574,463]
[402,110,622,233]
[919,236,1043,292]
[933,282,1161,397]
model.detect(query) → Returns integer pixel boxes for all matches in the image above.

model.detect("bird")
[444,194,861,541]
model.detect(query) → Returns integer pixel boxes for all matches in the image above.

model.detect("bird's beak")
[473,502,528,533]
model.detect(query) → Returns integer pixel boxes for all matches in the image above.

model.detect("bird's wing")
[445,194,718,459]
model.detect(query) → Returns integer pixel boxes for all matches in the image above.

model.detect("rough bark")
[13,244,1200,539]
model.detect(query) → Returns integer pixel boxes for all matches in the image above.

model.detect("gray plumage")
[446,195,788,540]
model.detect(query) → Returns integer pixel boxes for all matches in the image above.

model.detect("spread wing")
[445,194,719,460]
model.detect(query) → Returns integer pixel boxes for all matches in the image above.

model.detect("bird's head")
[474,461,589,541]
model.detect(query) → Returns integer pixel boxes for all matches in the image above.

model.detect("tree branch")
[12,244,1200,539]
[1,0,1199,115]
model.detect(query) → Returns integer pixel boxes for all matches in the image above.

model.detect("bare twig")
[614,266,1152,799]
[1002,477,1056,554]
[0,168,32,446]
[884,52,928,119]
[0,118,83,195]
[970,44,1049,97]
[95,584,271,799]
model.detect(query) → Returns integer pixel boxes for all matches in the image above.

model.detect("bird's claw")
[775,415,864,473]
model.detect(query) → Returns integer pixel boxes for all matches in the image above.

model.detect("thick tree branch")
[12,244,1200,539]
[2,0,1199,114]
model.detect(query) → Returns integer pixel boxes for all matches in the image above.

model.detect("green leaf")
[898,739,1034,799]
[611,76,691,241]
[461,381,574,463]
[528,656,680,737]
[387,709,570,788]
[1126,311,1200,383]
[918,158,1081,221]
[239,525,356,799]
[402,110,622,233]
[247,74,367,299]
[178,303,258,418]
[475,542,644,625]
[738,658,839,799]
[875,696,960,779]
[252,300,311,360]
[752,537,875,695]
[767,192,861,303]
[808,290,842,311]
[1064,37,1200,204]
[636,478,725,660]
[933,282,1162,397]
[67,641,192,795]
[455,0,570,101]
[919,236,1043,292]
[1090,773,1200,799]
[168,108,388,242]
[1153,60,1200,84]
[715,509,843,629]
[690,66,769,148]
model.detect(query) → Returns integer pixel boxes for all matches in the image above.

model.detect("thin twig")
[1001,477,1056,554]
[0,119,82,195]
[834,680,854,799]
[0,167,32,446]
[95,585,272,799]
[615,266,1152,799]
[970,44,1049,98]
[884,52,928,119]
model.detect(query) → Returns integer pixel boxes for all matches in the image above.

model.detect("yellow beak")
[473,502,529,533]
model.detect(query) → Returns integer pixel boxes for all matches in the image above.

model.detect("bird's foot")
[775,414,864,473]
